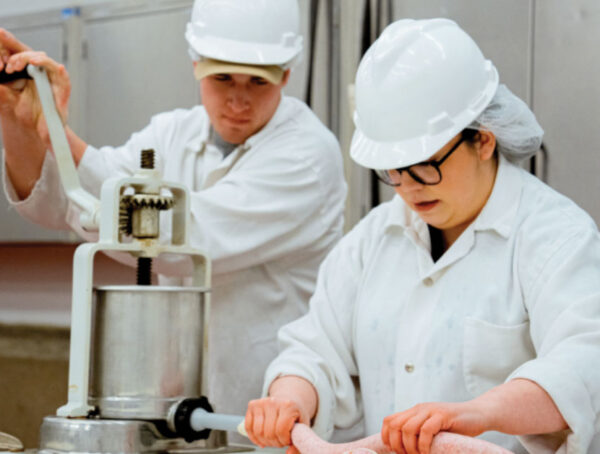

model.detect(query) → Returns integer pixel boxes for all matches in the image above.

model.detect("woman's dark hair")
[461,128,498,154]
[461,128,480,143]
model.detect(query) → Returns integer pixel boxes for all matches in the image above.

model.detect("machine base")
[39,416,252,454]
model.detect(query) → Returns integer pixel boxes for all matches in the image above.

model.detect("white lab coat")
[264,154,600,453]
[4,96,347,421]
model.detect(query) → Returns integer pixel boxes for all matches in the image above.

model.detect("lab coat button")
[404,363,415,373]
[423,277,434,287]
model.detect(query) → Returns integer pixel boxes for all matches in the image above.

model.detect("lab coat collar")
[385,196,431,249]
[383,153,524,278]
[471,153,522,239]
[187,107,211,153]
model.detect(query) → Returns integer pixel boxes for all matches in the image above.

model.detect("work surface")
[231,447,286,453]
[15,449,285,454]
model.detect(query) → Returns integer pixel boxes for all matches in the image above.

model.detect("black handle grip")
[0,68,32,84]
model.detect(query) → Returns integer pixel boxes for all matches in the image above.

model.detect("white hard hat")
[350,18,499,170]
[185,0,303,67]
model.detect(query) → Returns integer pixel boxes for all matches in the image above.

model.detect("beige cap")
[193,58,285,84]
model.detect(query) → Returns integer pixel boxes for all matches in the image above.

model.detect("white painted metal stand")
[27,64,211,418]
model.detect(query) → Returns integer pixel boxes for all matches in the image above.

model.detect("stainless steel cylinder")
[89,286,207,419]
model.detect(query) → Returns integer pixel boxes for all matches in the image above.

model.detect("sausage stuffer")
[2,65,254,453]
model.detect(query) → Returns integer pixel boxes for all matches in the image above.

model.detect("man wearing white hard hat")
[0,0,346,424]
[246,19,600,454]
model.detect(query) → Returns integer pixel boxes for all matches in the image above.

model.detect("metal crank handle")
[23,64,100,229]
[0,68,32,84]
[190,408,247,436]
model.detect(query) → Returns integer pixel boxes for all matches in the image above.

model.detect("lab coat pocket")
[463,318,535,397]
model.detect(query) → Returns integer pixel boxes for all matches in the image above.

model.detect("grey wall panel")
[282,0,310,105]
[391,0,533,102]
[306,0,334,127]
[533,0,600,225]
[339,0,371,229]
[85,8,198,147]
[0,24,73,242]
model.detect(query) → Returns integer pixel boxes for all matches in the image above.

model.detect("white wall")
[533,0,600,221]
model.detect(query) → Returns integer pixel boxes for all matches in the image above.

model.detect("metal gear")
[119,195,133,235]
[118,194,174,235]
[129,194,175,210]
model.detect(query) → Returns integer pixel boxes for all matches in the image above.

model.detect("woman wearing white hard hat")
[245,18,600,454]
[0,0,346,427]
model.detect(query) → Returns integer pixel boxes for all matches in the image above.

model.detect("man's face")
[199,70,290,144]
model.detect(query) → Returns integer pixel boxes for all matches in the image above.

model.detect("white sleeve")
[262,218,373,439]
[3,150,72,231]
[192,153,342,273]
[508,227,600,453]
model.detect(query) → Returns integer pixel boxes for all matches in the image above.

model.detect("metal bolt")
[137,257,152,286]
[141,148,155,169]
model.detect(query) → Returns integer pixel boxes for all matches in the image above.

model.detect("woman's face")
[393,131,498,245]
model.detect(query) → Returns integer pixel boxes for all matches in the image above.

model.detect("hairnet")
[469,84,544,162]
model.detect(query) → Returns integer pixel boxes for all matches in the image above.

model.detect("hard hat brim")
[193,58,285,85]
[350,128,459,170]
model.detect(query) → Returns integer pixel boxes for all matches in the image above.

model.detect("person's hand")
[381,401,488,454]
[0,28,71,148]
[245,396,311,454]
